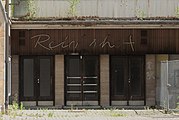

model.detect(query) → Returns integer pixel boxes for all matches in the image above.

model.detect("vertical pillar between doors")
[146,55,156,106]
[100,55,110,107]
[11,55,19,102]
[55,55,64,107]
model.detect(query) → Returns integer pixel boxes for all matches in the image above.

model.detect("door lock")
[37,79,40,84]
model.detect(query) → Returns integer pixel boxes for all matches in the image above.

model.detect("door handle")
[37,78,40,84]
[128,79,130,84]
[130,96,133,99]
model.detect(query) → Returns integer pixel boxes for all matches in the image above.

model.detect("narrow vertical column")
[146,55,156,106]
[100,55,109,107]
[11,55,19,102]
[55,55,64,107]
[0,24,5,110]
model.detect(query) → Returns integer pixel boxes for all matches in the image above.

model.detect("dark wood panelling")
[176,30,179,53]
[11,29,178,55]
[11,30,19,54]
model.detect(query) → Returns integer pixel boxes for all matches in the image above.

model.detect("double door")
[65,56,99,106]
[111,56,145,106]
[20,56,54,106]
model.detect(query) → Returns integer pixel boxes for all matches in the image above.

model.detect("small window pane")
[141,30,148,44]
[19,31,25,46]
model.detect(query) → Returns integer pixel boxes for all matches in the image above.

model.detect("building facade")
[0,0,7,110]
[9,0,179,108]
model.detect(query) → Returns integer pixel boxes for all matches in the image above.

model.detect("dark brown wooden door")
[65,56,99,105]
[110,56,144,105]
[20,56,54,105]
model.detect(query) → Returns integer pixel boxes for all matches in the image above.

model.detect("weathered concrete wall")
[11,55,19,102]
[145,55,156,106]
[155,55,168,106]
[13,0,179,18]
[100,55,109,107]
[55,55,64,107]
[0,9,5,109]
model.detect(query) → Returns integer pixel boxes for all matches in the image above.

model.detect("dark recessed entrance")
[110,56,145,106]
[65,56,99,106]
[19,56,54,106]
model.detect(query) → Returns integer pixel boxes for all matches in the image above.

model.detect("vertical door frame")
[110,56,128,100]
[110,55,145,105]
[64,55,100,105]
[128,56,145,101]
[19,56,55,105]
[37,56,55,101]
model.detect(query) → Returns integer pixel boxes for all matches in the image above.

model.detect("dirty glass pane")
[111,57,125,96]
[40,59,51,97]
[130,57,142,96]
[23,59,34,97]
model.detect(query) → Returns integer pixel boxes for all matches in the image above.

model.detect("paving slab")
[0,109,178,120]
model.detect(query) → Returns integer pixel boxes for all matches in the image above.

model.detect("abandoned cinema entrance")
[11,28,169,108]
[65,56,99,106]
[110,56,145,106]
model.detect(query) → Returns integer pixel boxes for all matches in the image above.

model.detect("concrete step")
[25,105,149,110]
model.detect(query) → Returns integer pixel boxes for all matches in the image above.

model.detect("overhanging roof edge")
[11,23,179,29]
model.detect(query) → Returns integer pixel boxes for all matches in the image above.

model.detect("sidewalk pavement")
[1,109,179,120]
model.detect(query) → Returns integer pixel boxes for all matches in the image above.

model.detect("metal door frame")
[65,55,100,106]
[110,56,145,106]
[19,56,55,106]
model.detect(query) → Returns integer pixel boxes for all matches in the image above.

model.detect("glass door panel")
[111,57,127,100]
[83,56,98,76]
[83,56,99,101]
[129,57,144,100]
[23,59,34,98]
[39,57,53,100]
[68,57,80,77]
[66,56,82,101]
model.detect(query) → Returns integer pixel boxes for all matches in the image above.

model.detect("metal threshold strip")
[67,84,81,86]
[83,91,97,93]
[83,76,97,79]
[83,84,97,86]
[67,91,81,94]
[67,76,80,79]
